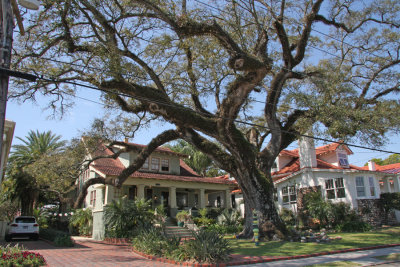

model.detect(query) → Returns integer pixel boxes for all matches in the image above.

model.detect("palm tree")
[5,130,65,215]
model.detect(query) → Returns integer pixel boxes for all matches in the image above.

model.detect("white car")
[5,216,39,241]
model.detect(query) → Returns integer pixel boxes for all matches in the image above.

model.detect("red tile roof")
[280,142,353,158]
[359,163,400,174]
[89,141,235,185]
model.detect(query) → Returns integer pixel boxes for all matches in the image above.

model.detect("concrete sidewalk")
[235,246,400,266]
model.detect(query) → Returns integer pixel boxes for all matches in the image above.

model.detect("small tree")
[379,192,400,224]
[69,208,93,236]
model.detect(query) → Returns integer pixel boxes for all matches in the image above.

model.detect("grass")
[304,261,361,267]
[374,253,400,261]
[229,226,400,256]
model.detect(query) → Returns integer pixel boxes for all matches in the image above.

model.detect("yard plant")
[0,244,46,266]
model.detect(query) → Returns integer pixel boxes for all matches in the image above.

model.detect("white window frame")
[368,177,376,197]
[337,153,349,167]
[281,185,296,205]
[325,178,346,199]
[355,176,366,197]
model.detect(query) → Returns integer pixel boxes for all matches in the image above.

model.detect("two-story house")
[78,139,236,240]
[232,137,400,225]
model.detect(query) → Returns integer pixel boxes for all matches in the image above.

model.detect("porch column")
[137,184,145,199]
[169,187,177,217]
[382,178,391,193]
[199,189,205,209]
[393,176,400,193]
[224,189,232,209]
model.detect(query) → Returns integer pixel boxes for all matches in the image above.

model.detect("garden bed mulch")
[95,238,400,267]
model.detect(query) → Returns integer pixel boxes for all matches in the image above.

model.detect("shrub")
[104,198,154,238]
[337,221,372,232]
[54,234,74,247]
[132,227,180,257]
[194,208,215,226]
[40,228,74,247]
[180,229,232,263]
[69,208,92,236]
[279,208,296,226]
[176,210,190,223]
[0,244,46,266]
[206,223,242,234]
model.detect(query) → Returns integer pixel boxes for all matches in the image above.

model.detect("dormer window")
[141,158,149,169]
[151,157,160,171]
[161,159,169,172]
[337,153,349,167]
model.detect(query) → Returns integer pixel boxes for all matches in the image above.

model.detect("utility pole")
[0,0,14,168]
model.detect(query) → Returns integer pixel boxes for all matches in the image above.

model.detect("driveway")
[0,238,176,267]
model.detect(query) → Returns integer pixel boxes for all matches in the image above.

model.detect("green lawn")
[229,227,400,256]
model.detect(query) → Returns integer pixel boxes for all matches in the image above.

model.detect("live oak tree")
[10,0,400,237]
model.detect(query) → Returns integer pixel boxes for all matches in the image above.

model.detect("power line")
[18,72,400,156]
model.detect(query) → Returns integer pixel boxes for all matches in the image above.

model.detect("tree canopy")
[10,0,400,237]
[366,154,400,166]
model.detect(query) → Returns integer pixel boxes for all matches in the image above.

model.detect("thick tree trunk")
[233,165,286,240]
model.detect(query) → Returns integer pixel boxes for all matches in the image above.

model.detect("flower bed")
[0,244,46,266]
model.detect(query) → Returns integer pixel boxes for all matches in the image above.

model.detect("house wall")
[318,152,338,166]
[275,170,382,211]
[276,155,294,171]
[92,211,104,240]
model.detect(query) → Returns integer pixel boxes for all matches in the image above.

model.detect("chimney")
[368,161,376,171]
[124,137,129,143]
[299,135,317,169]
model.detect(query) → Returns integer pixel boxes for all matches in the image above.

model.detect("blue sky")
[5,86,400,168]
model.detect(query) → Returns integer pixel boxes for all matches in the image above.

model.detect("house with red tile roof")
[77,139,236,240]
[232,137,400,225]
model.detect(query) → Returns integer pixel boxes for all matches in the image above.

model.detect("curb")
[130,243,400,266]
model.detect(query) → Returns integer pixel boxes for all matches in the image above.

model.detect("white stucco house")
[77,139,236,240]
[232,137,400,225]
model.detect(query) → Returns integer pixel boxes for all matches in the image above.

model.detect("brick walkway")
[0,239,176,267]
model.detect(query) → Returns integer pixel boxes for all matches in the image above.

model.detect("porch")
[101,180,233,218]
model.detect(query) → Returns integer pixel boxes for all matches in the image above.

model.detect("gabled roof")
[89,141,235,185]
[114,141,188,158]
[279,142,353,159]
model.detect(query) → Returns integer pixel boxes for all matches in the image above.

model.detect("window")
[161,159,169,171]
[368,177,375,197]
[176,192,188,208]
[282,186,296,204]
[151,157,160,171]
[326,178,346,199]
[90,190,96,206]
[355,176,366,197]
[338,153,349,167]
[141,158,149,169]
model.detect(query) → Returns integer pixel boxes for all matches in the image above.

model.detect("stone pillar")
[393,176,400,193]
[169,187,177,217]
[137,184,145,199]
[382,178,391,193]
[199,189,205,209]
[224,189,232,209]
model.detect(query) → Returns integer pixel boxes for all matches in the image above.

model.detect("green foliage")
[175,210,190,222]
[54,235,74,247]
[0,197,19,221]
[104,198,153,238]
[154,204,167,227]
[69,208,93,236]
[0,244,46,266]
[40,228,74,247]
[193,208,215,226]
[279,208,296,226]
[336,221,372,232]
[180,229,232,263]
[206,223,243,234]
[132,227,180,257]
[217,209,242,227]
[365,154,400,166]
[302,192,363,230]
[379,193,400,213]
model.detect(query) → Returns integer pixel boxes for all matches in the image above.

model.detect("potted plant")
[176,210,189,227]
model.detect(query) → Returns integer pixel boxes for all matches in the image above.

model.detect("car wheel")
[5,234,12,242]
